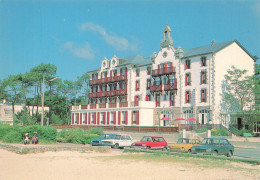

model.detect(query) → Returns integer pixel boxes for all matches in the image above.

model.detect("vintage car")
[169,138,200,152]
[191,138,234,157]
[91,134,118,146]
[131,136,168,150]
[101,134,134,149]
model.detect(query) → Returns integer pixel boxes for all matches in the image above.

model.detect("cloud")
[64,41,95,60]
[79,22,137,52]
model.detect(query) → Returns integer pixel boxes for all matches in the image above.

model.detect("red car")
[132,136,168,150]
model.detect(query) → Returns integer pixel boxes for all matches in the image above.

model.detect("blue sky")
[0,0,260,81]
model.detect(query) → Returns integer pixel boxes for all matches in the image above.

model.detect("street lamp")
[41,75,58,126]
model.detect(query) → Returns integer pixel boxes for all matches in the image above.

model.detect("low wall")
[52,125,179,133]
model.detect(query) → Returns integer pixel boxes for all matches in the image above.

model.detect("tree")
[77,72,90,103]
[221,66,256,130]
[1,74,27,125]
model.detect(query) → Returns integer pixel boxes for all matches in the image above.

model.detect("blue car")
[91,134,118,146]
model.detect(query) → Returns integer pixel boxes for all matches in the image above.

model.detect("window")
[132,111,137,124]
[147,67,151,75]
[185,73,191,86]
[145,94,151,101]
[201,71,207,84]
[147,79,151,90]
[201,89,207,102]
[201,57,207,67]
[185,91,191,104]
[170,92,175,106]
[136,69,140,77]
[163,94,167,101]
[136,80,140,91]
[185,60,191,69]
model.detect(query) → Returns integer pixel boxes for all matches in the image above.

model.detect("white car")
[102,134,134,149]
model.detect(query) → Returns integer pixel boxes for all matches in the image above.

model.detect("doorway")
[237,118,242,130]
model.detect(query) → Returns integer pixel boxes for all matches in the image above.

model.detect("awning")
[161,117,171,120]
[187,118,196,121]
[175,118,185,121]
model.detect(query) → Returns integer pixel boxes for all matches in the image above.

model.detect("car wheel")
[113,143,119,149]
[147,146,151,150]
[227,151,232,157]
[213,150,218,156]
[188,149,191,153]
[162,147,168,151]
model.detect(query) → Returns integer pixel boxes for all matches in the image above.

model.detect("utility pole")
[41,72,45,126]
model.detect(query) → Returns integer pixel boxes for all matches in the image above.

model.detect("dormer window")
[136,69,140,77]
[185,60,191,70]
[201,57,207,67]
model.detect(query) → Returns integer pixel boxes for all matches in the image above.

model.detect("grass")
[123,149,260,165]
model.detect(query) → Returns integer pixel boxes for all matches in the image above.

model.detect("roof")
[118,54,152,67]
[183,40,254,59]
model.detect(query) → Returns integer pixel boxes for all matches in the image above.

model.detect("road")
[233,147,260,160]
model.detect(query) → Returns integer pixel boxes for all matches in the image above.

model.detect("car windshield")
[141,136,153,142]
[100,134,116,139]
[177,138,190,144]
[201,139,219,145]
[114,135,121,140]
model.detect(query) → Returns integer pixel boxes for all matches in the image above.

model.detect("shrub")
[229,126,241,136]
[2,131,22,143]
[87,128,104,136]
[211,128,229,136]
[21,125,57,143]
[195,128,208,133]
[57,128,99,144]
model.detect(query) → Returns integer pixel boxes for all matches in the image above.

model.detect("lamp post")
[41,75,58,126]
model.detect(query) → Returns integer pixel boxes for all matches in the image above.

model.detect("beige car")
[169,138,201,152]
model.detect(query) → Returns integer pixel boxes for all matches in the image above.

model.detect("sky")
[0,0,260,81]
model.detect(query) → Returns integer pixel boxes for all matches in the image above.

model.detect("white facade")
[71,24,255,127]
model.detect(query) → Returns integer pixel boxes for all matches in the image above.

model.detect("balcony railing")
[150,84,162,92]
[89,74,127,85]
[99,103,106,109]
[89,89,127,98]
[90,104,96,109]
[164,79,177,91]
[152,67,176,77]
[109,102,117,108]
[119,101,128,107]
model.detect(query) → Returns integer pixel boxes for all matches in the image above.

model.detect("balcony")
[152,67,176,77]
[164,79,177,91]
[109,102,117,108]
[90,104,96,109]
[89,74,127,86]
[99,103,106,109]
[150,84,163,92]
[119,101,128,107]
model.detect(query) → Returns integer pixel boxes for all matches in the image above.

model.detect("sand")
[0,149,259,180]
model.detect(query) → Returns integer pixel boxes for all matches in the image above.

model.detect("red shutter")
[107,112,110,125]
[136,111,139,125]
[118,111,121,125]
[97,112,100,125]
[134,96,137,103]
[200,72,202,84]
[94,112,96,124]
[205,71,207,84]
[201,90,203,102]
[145,95,148,101]
[103,112,106,124]
[72,113,74,124]
[114,112,116,125]
[80,113,82,124]
[205,89,207,102]
[185,91,187,104]
[125,111,128,125]
[101,72,103,79]
[88,112,91,124]
[85,113,88,124]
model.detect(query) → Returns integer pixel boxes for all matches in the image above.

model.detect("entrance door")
[156,94,160,107]
[237,118,242,130]
[202,114,205,124]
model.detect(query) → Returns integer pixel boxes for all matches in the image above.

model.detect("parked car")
[91,134,117,146]
[132,136,168,150]
[169,138,200,152]
[191,138,234,157]
[101,134,134,149]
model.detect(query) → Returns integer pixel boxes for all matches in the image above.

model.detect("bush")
[57,128,99,144]
[2,131,22,143]
[21,125,57,143]
[211,128,229,136]
[87,128,104,136]
[50,114,64,125]
[195,128,208,133]
[0,125,21,141]
[229,126,241,136]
